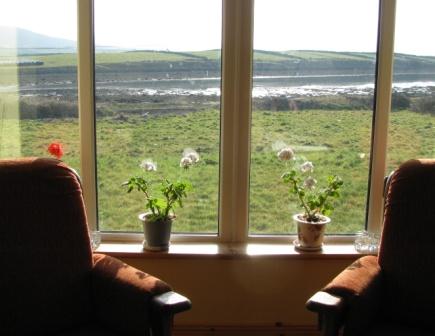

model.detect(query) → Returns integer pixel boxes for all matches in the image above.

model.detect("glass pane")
[94,0,221,233]
[387,0,435,172]
[0,0,79,169]
[250,0,379,234]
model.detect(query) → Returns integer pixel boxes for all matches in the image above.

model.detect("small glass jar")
[90,230,101,251]
[354,230,380,254]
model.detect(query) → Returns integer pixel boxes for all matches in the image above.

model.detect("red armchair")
[306,159,435,336]
[0,158,191,335]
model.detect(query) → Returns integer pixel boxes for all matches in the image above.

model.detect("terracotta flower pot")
[139,213,174,251]
[293,214,330,251]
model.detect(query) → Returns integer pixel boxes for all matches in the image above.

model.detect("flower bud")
[300,161,314,173]
[140,160,157,171]
[180,156,193,168]
[304,176,317,190]
[277,147,294,161]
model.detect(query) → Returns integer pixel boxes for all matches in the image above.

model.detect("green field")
[1,49,374,67]
[2,108,434,234]
[3,49,435,71]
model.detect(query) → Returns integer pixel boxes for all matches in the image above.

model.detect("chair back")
[379,159,435,330]
[0,158,93,334]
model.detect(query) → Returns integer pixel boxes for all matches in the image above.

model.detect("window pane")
[250,0,379,234]
[0,0,79,169]
[387,0,435,172]
[94,0,221,233]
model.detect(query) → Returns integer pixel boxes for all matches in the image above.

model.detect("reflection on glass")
[0,0,79,170]
[94,0,222,233]
[250,0,379,234]
[386,0,435,173]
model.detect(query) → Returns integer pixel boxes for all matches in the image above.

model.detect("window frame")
[77,0,396,243]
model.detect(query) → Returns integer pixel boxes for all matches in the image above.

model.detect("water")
[2,73,435,98]
[95,73,435,98]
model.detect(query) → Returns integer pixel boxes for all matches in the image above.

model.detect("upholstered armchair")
[306,159,435,336]
[0,158,191,335]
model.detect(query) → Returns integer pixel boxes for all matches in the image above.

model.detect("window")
[387,0,435,172]
[94,0,222,233]
[1,0,420,242]
[0,0,79,170]
[250,0,379,235]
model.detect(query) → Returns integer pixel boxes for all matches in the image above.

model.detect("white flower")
[188,152,200,163]
[359,153,366,159]
[180,156,193,168]
[183,148,200,164]
[300,161,314,173]
[140,159,157,172]
[304,176,317,190]
[277,147,294,161]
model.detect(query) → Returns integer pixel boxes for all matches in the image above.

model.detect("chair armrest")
[306,291,344,336]
[306,255,383,336]
[91,253,190,335]
[323,255,381,299]
[152,291,192,315]
[151,291,192,336]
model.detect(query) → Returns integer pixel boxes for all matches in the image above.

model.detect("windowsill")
[96,242,367,260]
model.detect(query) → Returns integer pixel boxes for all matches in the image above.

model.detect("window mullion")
[77,0,98,231]
[367,0,396,234]
[220,0,254,242]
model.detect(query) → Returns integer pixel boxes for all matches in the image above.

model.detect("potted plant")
[124,149,199,251]
[278,147,343,251]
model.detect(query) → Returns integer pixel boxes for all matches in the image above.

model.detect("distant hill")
[2,26,435,80]
[0,26,77,54]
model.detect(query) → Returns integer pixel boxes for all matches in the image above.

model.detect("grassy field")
[2,108,434,234]
[5,49,368,68]
[3,49,435,70]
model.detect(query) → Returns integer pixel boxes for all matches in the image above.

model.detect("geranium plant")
[123,149,199,223]
[278,147,343,222]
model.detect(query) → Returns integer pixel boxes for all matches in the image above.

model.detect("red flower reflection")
[48,142,64,159]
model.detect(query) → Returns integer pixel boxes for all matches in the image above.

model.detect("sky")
[2,0,435,56]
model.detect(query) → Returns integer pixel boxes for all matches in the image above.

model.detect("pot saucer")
[293,239,323,252]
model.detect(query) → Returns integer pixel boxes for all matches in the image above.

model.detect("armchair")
[306,159,435,336]
[0,157,191,335]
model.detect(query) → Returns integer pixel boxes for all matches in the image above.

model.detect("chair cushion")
[379,159,435,331]
[0,158,93,334]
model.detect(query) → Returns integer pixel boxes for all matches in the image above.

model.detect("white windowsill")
[95,242,368,260]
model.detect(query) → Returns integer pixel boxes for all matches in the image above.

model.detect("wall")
[119,254,358,332]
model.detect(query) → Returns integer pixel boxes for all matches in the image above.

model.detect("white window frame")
[77,0,396,244]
